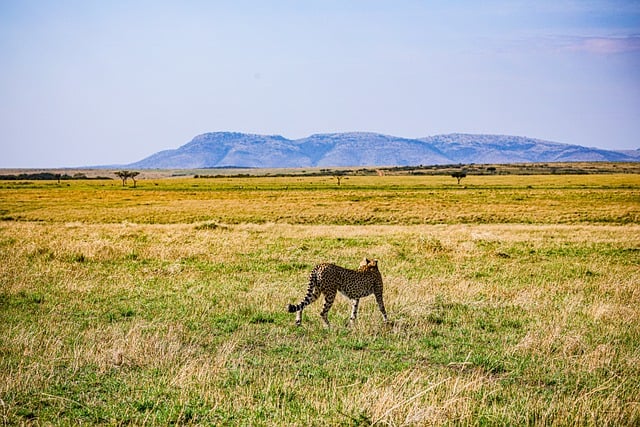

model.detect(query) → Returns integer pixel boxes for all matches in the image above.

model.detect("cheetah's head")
[359,257,379,270]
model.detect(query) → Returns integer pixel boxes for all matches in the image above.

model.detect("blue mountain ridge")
[127,132,638,169]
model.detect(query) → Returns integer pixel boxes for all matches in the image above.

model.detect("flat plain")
[1,171,639,425]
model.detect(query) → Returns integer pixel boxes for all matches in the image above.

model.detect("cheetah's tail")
[287,270,318,313]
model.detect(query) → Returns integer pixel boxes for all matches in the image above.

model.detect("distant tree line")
[0,171,143,186]
[0,172,111,182]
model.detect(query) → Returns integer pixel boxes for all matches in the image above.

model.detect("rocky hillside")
[127,132,638,168]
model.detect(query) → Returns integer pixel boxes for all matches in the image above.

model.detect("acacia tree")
[129,171,140,188]
[451,170,467,185]
[333,173,349,186]
[115,170,129,186]
[115,170,140,187]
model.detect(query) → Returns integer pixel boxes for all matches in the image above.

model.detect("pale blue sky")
[1,0,639,167]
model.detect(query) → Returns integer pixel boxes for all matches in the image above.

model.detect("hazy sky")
[1,0,639,167]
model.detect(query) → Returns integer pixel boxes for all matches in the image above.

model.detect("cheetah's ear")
[371,259,378,266]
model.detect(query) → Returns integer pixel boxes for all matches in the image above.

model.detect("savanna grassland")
[1,171,639,425]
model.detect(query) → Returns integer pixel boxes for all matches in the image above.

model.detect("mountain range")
[127,132,639,169]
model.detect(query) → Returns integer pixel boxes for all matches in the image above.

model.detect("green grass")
[1,173,639,425]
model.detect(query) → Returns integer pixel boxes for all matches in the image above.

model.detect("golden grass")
[1,173,639,225]
[1,173,639,424]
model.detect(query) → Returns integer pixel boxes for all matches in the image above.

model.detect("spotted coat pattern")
[287,258,388,326]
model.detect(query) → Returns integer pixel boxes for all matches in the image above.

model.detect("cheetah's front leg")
[374,291,388,323]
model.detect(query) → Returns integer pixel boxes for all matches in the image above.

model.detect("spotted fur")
[287,258,388,326]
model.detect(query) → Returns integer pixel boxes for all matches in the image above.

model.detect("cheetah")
[287,258,388,327]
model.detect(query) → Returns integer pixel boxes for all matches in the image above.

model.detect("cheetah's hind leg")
[349,298,360,325]
[288,285,321,326]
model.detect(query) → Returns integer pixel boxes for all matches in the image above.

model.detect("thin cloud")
[564,35,640,54]
[491,34,640,56]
